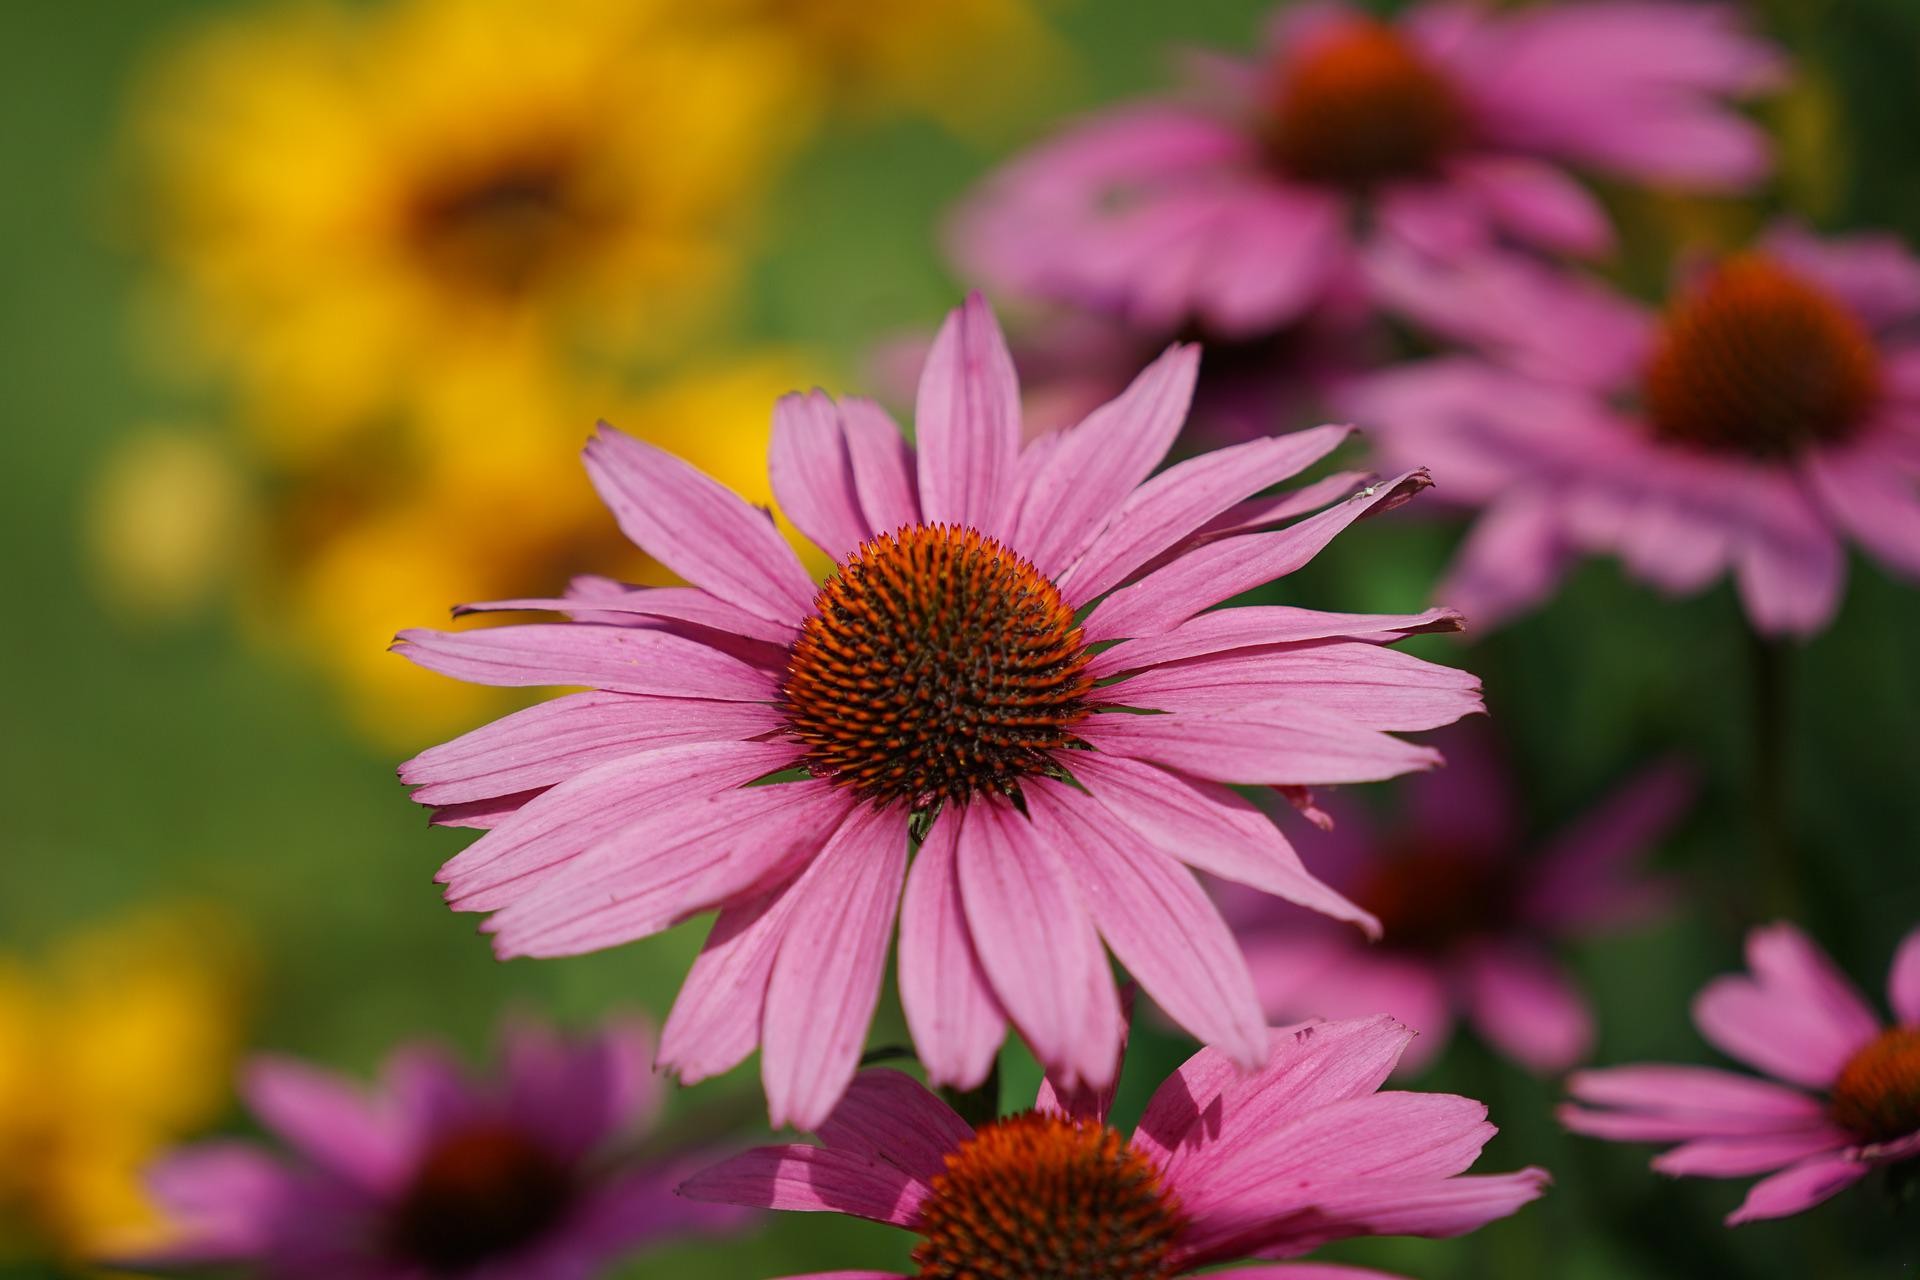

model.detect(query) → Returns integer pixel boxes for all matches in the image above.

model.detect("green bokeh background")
[3,0,1918,1276]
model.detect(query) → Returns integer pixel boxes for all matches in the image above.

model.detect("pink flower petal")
[677,1144,926,1226]
[240,1057,404,1192]
[815,1069,973,1185]
[1027,779,1267,1069]
[1110,641,1483,732]
[914,293,1022,540]
[1070,753,1376,934]
[659,886,799,1086]
[1010,343,1199,578]
[763,806,910,1131]
[1434,491,1580,632]
[1563,1063,1829,1141]
[1449,154,1613,256]
[500,1016,657,1161]
[956,797,1121,1090]
[454,584,797,647]
[1244,946,1455,1077]
[584,424,815,625]
[1084,469,1431,642]
[1889,926,1920,1025]
[1059,426,1353,606]
[1761,222,1920,329]
[897,812,1007,1090]
[1693,923,1882,1088]
[1090,606,1464,678]
[1079,703,1443,787]
[838,397,921,534]
[139,1143,297,1264]
[1459,939,1594,1074]
[771,390,878,564]
[1729,473,1846,637]
[1805,443,1920,579]
[1652,1129,1852,1178]
[392,624,781,700]
[400,692,784,807]
[1725,1152,1868,1225]
[1258,1168,1550,1245]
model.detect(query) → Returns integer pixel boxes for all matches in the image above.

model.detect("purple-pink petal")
[897,812,1007,1090]
[677,1144,926,1226]
[1458,939,1594,1074]
[815,1069,973,1186]
[393,624,781,700]
[771,390,879,563]
[914,292,1022,540]
[1693,923,1882,1088]
[1724,1152,1868,1225]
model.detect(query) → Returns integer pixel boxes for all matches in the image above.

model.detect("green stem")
[1747,625,1796,918]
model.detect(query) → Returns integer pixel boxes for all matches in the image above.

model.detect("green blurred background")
[3,0,1919,1276]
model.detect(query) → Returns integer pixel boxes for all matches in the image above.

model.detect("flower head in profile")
[1350,225,1920,635]
[682,1015,1547,1279]
[0,906,248,1262]
[952,1,1780,340]
[396,294,1483,1129]
[1562,922,1920,1224]
[137,0,802,453]
[137,1016,735,1278]
[1223,723,1691,1076]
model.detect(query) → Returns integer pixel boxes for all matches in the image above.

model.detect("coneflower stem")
[1747,625,1796,917]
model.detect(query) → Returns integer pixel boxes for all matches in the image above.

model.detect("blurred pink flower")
[1562,922,1920,1225]
[951,1,1780,338]
[1350,226,1920,635]
[1222,723,1691,1076]
[136,1017,737,1279]
[681,1014,1547,1279]
[395,295,1484,1130]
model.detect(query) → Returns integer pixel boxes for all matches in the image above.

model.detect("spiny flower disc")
[385,1124,575,1271]
[1266,19,1468,187]
[783,524,1093,809]
[1829,1026,1920,1145]
[912,1112,1184,1280]
[1643,255,1881,459]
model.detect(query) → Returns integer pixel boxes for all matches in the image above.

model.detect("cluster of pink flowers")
[134,1,1920,1276]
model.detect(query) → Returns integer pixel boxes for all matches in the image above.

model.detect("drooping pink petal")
[240,1058,404,1192]
[454,584,798,647]
[138,1143,300,1265]
[400,692,784,807]
[1651,1129,1852,1178]
[583,425,815,624]
[1059,426,1354,606]
[1449,154,1613,256]
[1090,606,1464,678]
[763,806,910,1131]
[1729,473,1846,637]
[1027,779,1267,1068]
[1010,343,1199,578]
[897,812,1007,1090]
[1241,943,1455,1077]
[1523,759,1693,934]
[838,397,921,534]
[392,625,781,700]
[815,1069,973,1185]
[914,292,1022,540]
[771,390,878,563]
[500,1016,657,1163]
[1761,222,1920,328]
[955,797,1121,1090]
[1889,926,1920,1025]
[1459,940,1594,1074]
[1724,1152,1868,1225]
[677,1144,926,1226]
[658,887,797,1087]
[1068,753,1377,935]
[1562,1063,1829,1140]
[1110,642,1482,732]
[1250,1168,1550,1248]
[1084,469,1431,642]
[1693,923,1882,1088]
[1079,703,1442,787]
[1434,493,1580,631]
[1805,443,1920,579]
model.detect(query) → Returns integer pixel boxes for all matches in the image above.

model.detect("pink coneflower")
[1562,922,1920,1224]
[135,1016,739,1278]
[394,294,1483,1129]
[1221,724,1691,1076]
[681,1014,1547,1279]
[1349,225,1920,635]
[951,1,1780,339]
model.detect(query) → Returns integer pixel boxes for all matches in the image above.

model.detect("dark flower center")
[1264,19,1468,188]
[1643,255,1881,458]
[384,1124,576,1273]
[913,1112,1184,1280]
[1829,1026,1920,1146]
[1357,844,1510,954]
[783,525,1093,810]
[407,150,597,298]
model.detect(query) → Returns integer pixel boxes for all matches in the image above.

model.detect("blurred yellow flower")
[0,906,250,1263]
[135,0,806,463]
[245,352,828,747]
[84,427,255,623]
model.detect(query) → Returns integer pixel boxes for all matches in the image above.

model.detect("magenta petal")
[1725,1152,1868,1225]
[1693,923,1882,1088]
[956,797,1121,1090]
[1761,222,1920,328]
[1729,475,1845,637]
[1028,780,1267,1068]
[1066,753,1376,935]
[659,887,798,1087]
[1458,940,1594,1074]
[502,1016,656,1162]
[1111,642,1483,732]
[1011,343,1199,578]
[1450,154,1612,256]
[898,812,1007,1090]
[1079,704,1442,787]
[1805,444,1920,579]
[1090,606,1464,678]
[140,1143,298,1264]
[914,293,1022,540]
[771,390,878,563]
[240,1057,404,1192]
[584,424,815,624]
[815,1069,973,1185]
[1434,492,1579,632]
[401,692,783,807]
[1084,468,1431,642]
[1652,1129,1852,1178]
[678,1144,926,1226]
[455,584,797,647]
[393,624,781,700]
[837,397,922,535]
[1889,926,1920,1025]
[762,806,910,1131]
[1059,425,1353,605]
[1267,1168,1550,1243]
